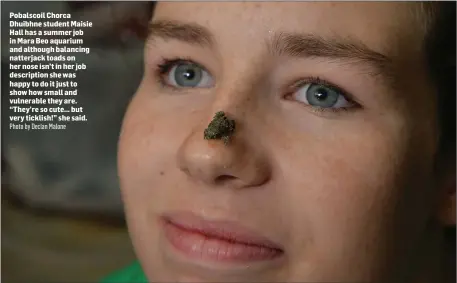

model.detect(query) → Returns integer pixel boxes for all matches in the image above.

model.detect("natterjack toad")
[203,111,236,145]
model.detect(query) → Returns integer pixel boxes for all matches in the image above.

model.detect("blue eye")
[164,61,214,88]
[293,82,353,109]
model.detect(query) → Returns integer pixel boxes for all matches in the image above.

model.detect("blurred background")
[1,2,155,282]
[2,2,455,283]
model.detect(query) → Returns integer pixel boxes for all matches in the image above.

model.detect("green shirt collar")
[100,261,147,283]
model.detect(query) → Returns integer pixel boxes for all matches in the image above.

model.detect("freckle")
[160,171,164,176]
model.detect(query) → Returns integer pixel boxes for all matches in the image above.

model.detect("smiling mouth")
[160,212,284,263]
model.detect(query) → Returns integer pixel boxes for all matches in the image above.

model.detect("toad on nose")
[177,112,271,189]
[203,111,236,145]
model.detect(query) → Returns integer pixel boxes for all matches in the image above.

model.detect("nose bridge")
[217,43,271,105]
[176,52,273,188]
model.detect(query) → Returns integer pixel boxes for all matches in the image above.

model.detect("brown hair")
[423,2,456,165]
[423,4,457,282]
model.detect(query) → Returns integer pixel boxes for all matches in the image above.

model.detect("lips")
[161,212,284,263]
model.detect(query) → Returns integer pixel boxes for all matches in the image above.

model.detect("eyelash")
[155,57,203,89]
[286,76,360,114]
[153,57,360,114]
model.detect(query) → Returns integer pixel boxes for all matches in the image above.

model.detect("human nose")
[176,110,272,189]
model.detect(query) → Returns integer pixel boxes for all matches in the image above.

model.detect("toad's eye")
[292,82,354,109]
[163,61,214,88]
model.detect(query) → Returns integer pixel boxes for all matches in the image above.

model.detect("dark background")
[1,2,153,282]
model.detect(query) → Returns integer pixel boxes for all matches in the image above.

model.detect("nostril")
[215,175,237,185]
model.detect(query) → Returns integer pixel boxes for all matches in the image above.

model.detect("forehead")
[153,2,422,58]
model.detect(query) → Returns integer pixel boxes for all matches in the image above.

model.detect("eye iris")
[175,63,202,87]
[307,84,339,107]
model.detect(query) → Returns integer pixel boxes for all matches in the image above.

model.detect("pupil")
[314,88,328,101]
[183,68,195,80]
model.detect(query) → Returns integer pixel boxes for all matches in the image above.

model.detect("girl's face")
[118,2,448,282]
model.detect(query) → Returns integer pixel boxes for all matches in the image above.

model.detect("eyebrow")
[270,32,394,80]
[147,20,395,83]
[148,20,214,47]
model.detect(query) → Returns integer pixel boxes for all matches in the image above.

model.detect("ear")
[437,169,456,226]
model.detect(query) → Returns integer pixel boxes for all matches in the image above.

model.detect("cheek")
[118,87,190,278]
[274,115,435,273]
[119,92,156,190]
[118,89,172,210]
[294,133,400,236]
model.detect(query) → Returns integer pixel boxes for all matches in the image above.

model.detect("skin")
[118,2,455,282]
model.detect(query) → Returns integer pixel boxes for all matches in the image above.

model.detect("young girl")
[104,2,455,282]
